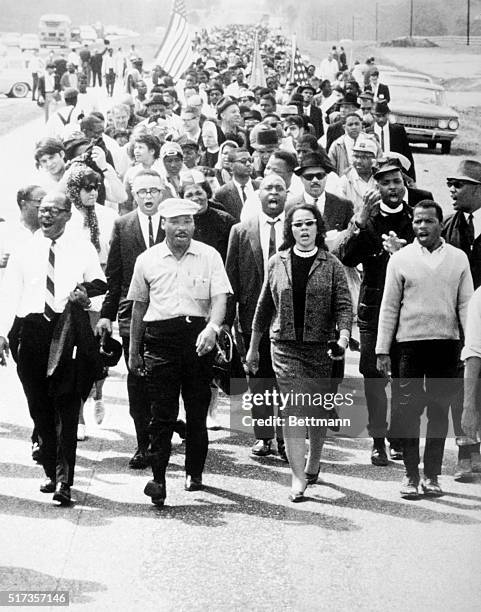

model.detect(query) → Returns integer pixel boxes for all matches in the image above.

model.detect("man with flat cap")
[326,92,362,152]
[128,197,232,506]
[443,159,481,480]
[335,160,415,466]
[373,101,415,180]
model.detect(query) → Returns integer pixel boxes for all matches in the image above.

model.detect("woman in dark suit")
[246,204,352,502]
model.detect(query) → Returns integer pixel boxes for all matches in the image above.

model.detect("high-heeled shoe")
[305,468,320,486]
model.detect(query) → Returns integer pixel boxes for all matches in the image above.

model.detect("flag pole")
[290,34,296,82]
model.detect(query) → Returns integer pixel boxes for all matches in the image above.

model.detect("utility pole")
[352,16,355,40]
[409,0,414,37]
[467,0,471,46]
[375,2,379,42]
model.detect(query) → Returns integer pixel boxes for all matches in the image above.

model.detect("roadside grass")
[0,98,42,136]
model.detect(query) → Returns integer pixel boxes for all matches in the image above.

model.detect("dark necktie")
[267,219,278,259]
[467,213,475,248]
[44,240,56,321]
[148,216,154,247]
[381,128,385,152]
[241,185,247,203]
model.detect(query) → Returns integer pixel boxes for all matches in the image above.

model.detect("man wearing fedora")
[443,159,481,480]
[373,101,415,181]
[216,97,245,145]
[300,84,324,139]
[326,92,362,152]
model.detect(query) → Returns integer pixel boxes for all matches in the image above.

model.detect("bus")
[38,14,71,49]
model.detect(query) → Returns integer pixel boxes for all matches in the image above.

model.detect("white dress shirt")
[465,208,481,240]
[233,178,255,205]
[68,204,118,266]
[259,211,285,271]
[374,123,390,154]
[137,209,161,249]
[0,230,105,337]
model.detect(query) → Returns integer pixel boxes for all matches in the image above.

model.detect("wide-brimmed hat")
[145,93,166,107]
[374,100,391,115]
[294,152,334,175]
[446,159,481,184]
[340,92,360,108]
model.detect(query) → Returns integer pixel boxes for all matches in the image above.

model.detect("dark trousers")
[243,331,283,442]
[360,330,401,446]
[105,71,115,96]
[397,340,459,477]
[16,315,81,486]
[144,318,213,482]
[92,68,102,87]
[31,73,39,100]
[121,336,151,453]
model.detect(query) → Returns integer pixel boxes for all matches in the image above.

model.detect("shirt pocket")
[192,276,210,300]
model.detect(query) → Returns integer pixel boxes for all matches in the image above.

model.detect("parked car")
[381,70,433,85]
[0,55,30,97]
[2,32,21,48]
[79,25,97,44]
[20,33,40,52]
[388,80,459,154]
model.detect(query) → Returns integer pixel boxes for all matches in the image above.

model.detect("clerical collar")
[380,202,404,215]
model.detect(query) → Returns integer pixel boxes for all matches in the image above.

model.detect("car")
[0,55,30,97]
[1,32,21,48]
[79,25,97,44]
[20,34,40,52]
[388,80,459,154]
[381,70,433,85]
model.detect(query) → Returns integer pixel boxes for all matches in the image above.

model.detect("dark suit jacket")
[298,193,354,232]
[376,83,390,103]
[225,217,265,333]
[443,211,481,289]
[214,180,260,222]
[307,104,324,139]
[389,123,416,181]
[406,187,433,207]
[100,211,164,336]
[326,121,345,152]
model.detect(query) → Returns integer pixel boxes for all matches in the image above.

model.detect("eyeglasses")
[38,206,68,216]
[81,183,99,192]
[236,158,253,165]
[302,172,326,181]
[446,179,476,189]
[136,188,161,197]
[291,220,317,228]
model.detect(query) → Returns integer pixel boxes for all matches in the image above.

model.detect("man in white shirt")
[29,50,44,101]
[319,52,339,84]
[0,191,106,506]
[339,137,378,213]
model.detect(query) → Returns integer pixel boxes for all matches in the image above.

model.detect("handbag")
[212,327,248,395]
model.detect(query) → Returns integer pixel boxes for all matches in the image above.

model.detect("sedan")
[0,56,31,97]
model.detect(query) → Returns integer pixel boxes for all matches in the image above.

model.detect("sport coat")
[214,179,260,222]
[299,192,354,232]
[224,216,265,333]
[406,187,433,207]
[389,123,416,180]
[307,104,324,139]
[100,210,164,336]
[443,211,481,290]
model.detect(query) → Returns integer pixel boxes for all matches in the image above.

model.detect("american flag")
[154,0,194,82]
[248,31,266,89]
[290,40,309,86]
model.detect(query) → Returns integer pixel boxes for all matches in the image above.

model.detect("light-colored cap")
[158,198,200,218]
[160,141,183,159]
[352,137,378,156]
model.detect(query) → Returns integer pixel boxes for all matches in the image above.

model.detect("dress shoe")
[289,489,307,503]
[53,483,71,505]
[40,478,56,493]
[144,480,166,506]
[277,440,288,462]
[400,475,420,499]
[94,399,106,425]
[206,414,221,430]
[371,443,389,466]
[77,424,86,441]
[251,439,273,457]
[471,452,481,473]
[305,468,321,486]
[454,458,472,482]
[421,476,444,497]
[389,446,403,461]
[174,419,186,440]
[31,442,42,464]
[128,450,150,469]
[185,475,204,491]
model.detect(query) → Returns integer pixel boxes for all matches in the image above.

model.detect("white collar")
[260,211,284,225]
[415,237,445,254]
[380,202,404,215]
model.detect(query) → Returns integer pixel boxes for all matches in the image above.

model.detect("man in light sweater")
[376,200,473,499]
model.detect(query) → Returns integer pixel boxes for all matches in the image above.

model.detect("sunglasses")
[291,220,317,228]
[136,188,161,197]
[446,179,477,189]
[302,172,326,181]
[82,183,99,192]
[38,206,68,216]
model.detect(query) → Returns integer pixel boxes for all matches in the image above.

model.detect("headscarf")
[66,164,101,252]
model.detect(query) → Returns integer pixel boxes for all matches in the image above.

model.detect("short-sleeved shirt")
[127,238,232,321]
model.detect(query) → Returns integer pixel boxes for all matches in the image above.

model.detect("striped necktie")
[148,216,154,247]
[267,219,278,259]
[241,185,247,203]
[44,240,56,321]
